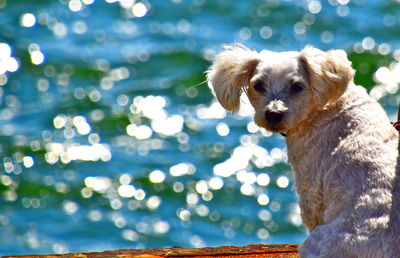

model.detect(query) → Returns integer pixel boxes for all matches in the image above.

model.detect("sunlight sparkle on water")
[153,221,170,235]
[173,182,185,193]
[257,228,270,240]
[371,59,400,100]
[277,176,290,188]
[134,95,167,120]
[362,37,375,50]
[149,170,166,183]
[152,115,184,136]
[187,193,200,206]
[216,122,230,136]
[257,194,270,206]
[256,173,270,186]
[68,0,83,12]
[240,184,255,196]
[308,1,322,14]
[236,170,257,185]
[375,67,398,87]
[135,189,146,200]
[259,26,273,39]
[196,205,209,217]
[30,50,45,65]
[81,187,93,198]
[337,0,350,5]
[0,43,12,60]
[247,121,259,133]
[132,2,148,18]
[46,143,111,163]
[84,176,112,193]
[72,21,88,34]
[169,162,196,177]
[119,174,132,185]
[63,200,79,215]
[127,124,153,140]
[110,67,130,81]
[72,116,91,135]
[208,177,224,190]
[53,115,67,129]
[118,0,135,9]
[87,210,102,222]
[178,209,191,221]
[288,203,303,226]
[118,184,136,198]
[258,209,272,221]
[147,196,162,210]
[213,144,274,178]
[20,13,36,27]
[1,175,12,186]
[122,229,139,242]
[0,74,7,85]
[196,102,226,119]
[0,43,19,74]
[52,22,68,38]
[195,180,209,194]
[22,156,35,168]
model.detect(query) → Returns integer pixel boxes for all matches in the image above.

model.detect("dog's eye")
[253,82,265,93]
[290,82,304,94]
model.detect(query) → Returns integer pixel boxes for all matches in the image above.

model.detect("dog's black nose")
[265,110,284,124]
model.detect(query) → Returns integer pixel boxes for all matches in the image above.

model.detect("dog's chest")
[285,132,338,230]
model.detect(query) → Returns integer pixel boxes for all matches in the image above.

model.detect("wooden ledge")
[4,244,299,258]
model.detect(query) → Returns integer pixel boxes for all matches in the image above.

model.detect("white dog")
[206,44,399,257]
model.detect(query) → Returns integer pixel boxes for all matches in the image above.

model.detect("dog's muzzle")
[264,99,288,125]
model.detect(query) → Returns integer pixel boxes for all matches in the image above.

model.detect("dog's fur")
[206,44,399,257]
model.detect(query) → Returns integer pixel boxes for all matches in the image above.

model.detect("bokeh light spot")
[149,170,166,183]
[277,176,289,188]
[208,177,224,190]
[153,221,170,235]
[362,37,375,50]
[31,50,45,65]
[169,162,196,177]
[259,26,273,39]
[216,122,230,136]
[23,156,35,168]
[147,196,162,210]
[0,43,11,59]
[63,200,79,215]
[308,1,322,14]
[132,2,148,17]
[118,184,136,198]
[195,180,209,194]
[69,0,83,12]
[257,194,270,206]
[20,13,36,27]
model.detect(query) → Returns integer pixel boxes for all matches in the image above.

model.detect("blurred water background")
[1,0,400,255]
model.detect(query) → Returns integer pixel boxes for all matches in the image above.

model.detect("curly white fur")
[207,44,399,257]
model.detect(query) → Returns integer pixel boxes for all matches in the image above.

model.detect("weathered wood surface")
[4,244,299,258]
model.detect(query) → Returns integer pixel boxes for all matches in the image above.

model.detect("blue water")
[0,0,400,255]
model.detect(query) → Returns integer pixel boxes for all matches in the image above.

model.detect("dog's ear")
[206,44,260,113]
[299,46,354,108]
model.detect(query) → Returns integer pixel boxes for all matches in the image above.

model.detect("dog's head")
[206,44,354,133]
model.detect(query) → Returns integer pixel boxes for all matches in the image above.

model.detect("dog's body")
[206,44,399,257]
[287,84,398,257]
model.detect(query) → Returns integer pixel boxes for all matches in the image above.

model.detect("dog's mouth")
[264,124,287,133]
[254,119,287,134]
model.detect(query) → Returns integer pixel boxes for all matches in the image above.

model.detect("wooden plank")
[4,244,299,258]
